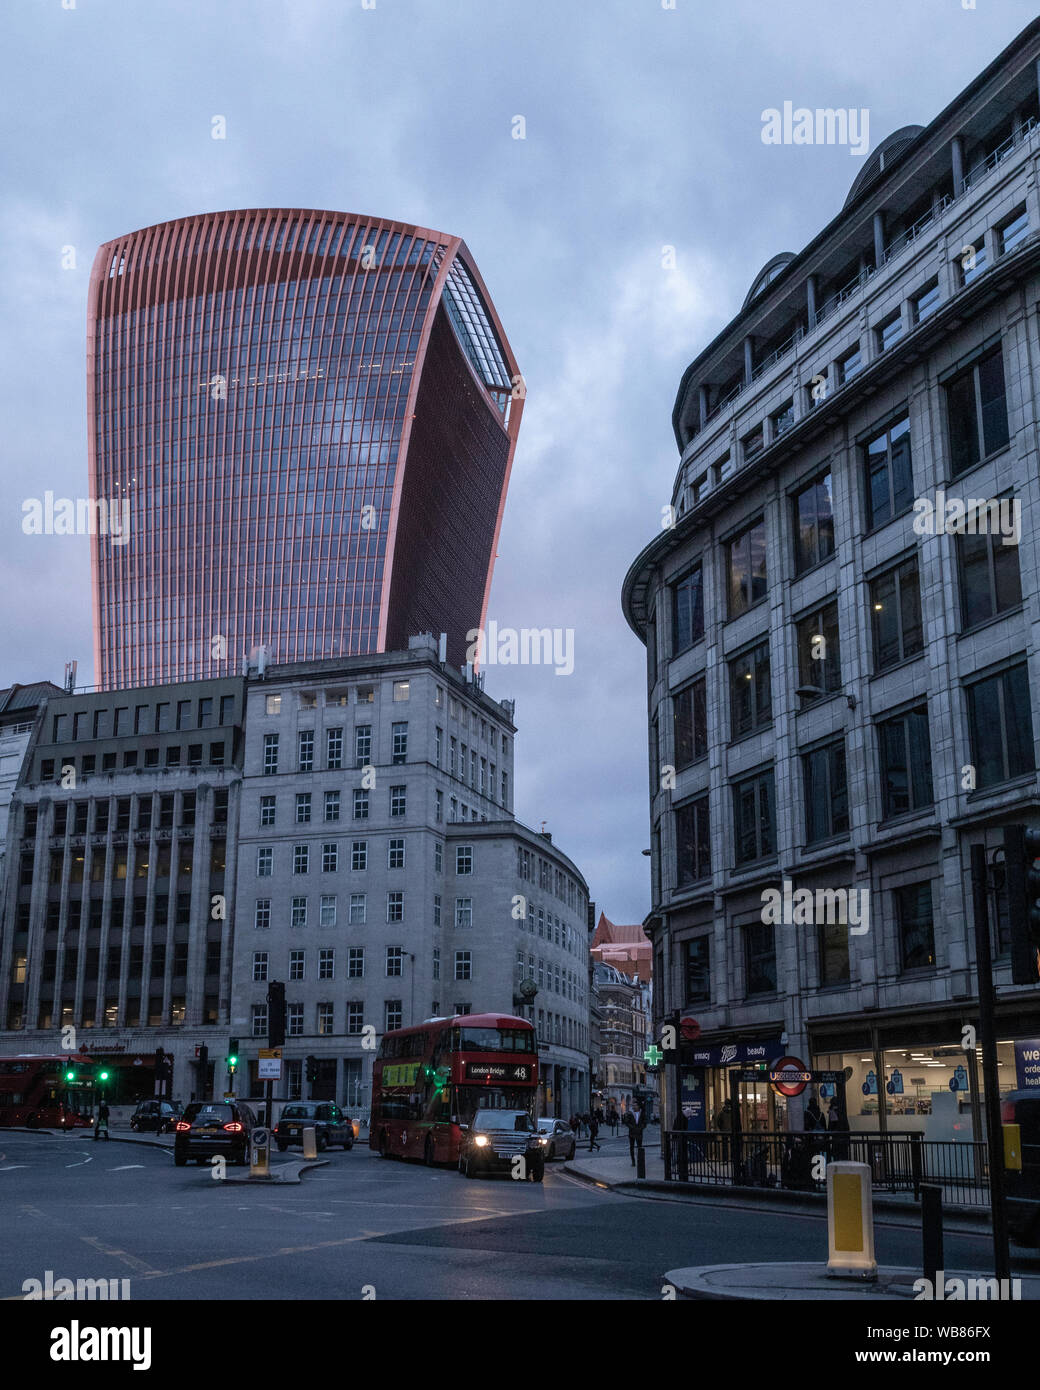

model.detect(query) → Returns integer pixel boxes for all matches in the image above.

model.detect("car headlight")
[474,1135,489,1147]
[538,1136,550,1145]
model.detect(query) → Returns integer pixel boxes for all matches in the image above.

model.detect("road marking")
[107,1164,145,1171]
[0,1165,28,1171]
[64,1154,93,1168]
[80,1234,160,1275]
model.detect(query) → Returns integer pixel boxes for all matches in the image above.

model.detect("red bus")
[0,1054,98,1129]
[370,1012,538,1164]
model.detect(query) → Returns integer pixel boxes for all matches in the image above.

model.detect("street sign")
[680,1017,701,1042]
[258,1048,282,1080]
[768,1056,811,1097]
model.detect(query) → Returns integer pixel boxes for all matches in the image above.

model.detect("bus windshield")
[454,1027,532,1053]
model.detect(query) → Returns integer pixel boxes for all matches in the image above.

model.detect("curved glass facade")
[87,209,523,688]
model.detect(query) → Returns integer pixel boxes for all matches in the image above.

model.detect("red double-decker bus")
[370,1012,538,1164]
[0,1054,98,1129]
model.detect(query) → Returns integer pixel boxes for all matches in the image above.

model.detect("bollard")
[302,1125,318,1160]
[921,1184,944,1289]
[250,1126,270,1178]
[826,1161,877,1280]
[637,1144,646,1179]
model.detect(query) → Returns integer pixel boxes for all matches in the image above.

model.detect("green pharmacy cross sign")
[643,1045,664,1068]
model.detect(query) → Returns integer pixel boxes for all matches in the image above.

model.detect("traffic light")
[267,981,286,1048]
[227,1037,239,1071]
[98,1070,109,1083]
[154,1047,171,1081]
[1003,825,1040,984]
[65,1069,76,1082]
[305,1055,319,1084]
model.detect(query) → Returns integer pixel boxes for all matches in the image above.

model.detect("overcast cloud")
[2,0,1036,922]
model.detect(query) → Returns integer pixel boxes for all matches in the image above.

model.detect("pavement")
[663,1261,1040,1300]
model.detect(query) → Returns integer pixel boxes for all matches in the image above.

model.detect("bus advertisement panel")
[370,1013,538,1164]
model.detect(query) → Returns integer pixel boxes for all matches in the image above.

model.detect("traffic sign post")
[250,1126,270,1177]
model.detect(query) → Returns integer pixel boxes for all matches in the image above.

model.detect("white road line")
[64,1154,93,1168]
[0,1165,28,1171]
[107,1164,145,1171]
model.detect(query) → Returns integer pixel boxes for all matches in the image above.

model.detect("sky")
[2,0,1037,923]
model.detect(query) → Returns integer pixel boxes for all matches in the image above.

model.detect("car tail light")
[174,1120,191,1132]
[223,1121,243,1132]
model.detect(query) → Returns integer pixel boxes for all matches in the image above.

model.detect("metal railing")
[663,1130,990,1208]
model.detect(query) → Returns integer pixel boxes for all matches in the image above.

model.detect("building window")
[326,727,343,770]
[796,601,841,705]
[348,947,364,978]
[384,1000,403,1032]
[673,679,707,767]
[958,512,1021,628]
[324,790,340,822]
[802,740,849,844]
[252,1004,268,1038]
[254,899,271,930]
[287,1003,304,1037]
[742,424,764,464]
[351,841,367,871]
[675,796,710,886]
[293,844,309,875]
[387,892,404,924]
[433,948,441,981]
[297,730,314,772]
[392,722,408,764]
[349,894,366,925]
[456,845,473,875]
[998,207,1029,255]
[837,343,862,384]
[318,948,335,980]
[319,895,337,928]
[386,946,404,977]
[454,951,472,981]
[291,897,307,929]
[388,838,405,870]
[793,471,834,574]
[455,897,473,929]
[265,695,282,715]
[896,882,936,971]
[390,786,406,817]
[863,414,912,530]
[966,663,1035,789]
[435,789,443,823]
[912,278,940,324]
[876,311,903,353]
[259,795,276,828]
[257,847,273,877]
[870,557,924,670]
[289,950,305,981]
[433,894,442,926]
[434,843,443,874]
[295,792,312,825]
[317,1003,334,1036]
[771,399,794,439]
[819,919,850,988]
[744,921,777,995]
[945,343,1009,476]
[263,734,279,775]
[355,725,372,768]
[959,238,988,286]
[346,1002,364,1035]
[684,937,710,1004]
[671,564,704,654]
[878,707,933,819]
[393,681,410,702]
[353,789,369,820]
[252,952,268,983]
[733,770,776,865]
[728,641,771,738]
[726,517,767,618]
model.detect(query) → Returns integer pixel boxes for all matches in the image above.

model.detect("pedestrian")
[595,1105,604,1126]
[608,1106,619,1135]
[804,1096,825,1132]
[716,1097,733,1163]
[93,1099,110,1142]
[627,1102,647,1165]
[588,1112,601,1151]
[569,1112,579,1136]
[673,1109,688,1133]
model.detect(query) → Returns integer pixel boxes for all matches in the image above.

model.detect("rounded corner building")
[624,21,1040,1143]
[87,209,523,689]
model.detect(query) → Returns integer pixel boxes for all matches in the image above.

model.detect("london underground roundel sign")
[679,1017,701,1042]
[769,1056,812,1097]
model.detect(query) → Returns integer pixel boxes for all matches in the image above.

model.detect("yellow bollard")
[250,1126,271,1177]
[826,1161,877,1279]
[302,1125,318,1160]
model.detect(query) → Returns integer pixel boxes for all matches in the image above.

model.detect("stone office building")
[0,677,245,1102]
[230,635,592,1119]
[623,21,1040,1137]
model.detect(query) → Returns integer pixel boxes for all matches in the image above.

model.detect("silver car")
[537,1117,576,1160]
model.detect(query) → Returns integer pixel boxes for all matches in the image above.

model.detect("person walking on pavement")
[588,1112,601,1150]
[804,1096,825,1132]
[626,1102,647,1165]
[716,1097,734,1163]
[93,1099,110,1142]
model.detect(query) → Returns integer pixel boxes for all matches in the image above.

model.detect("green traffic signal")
[65,1070,75,1081]
[99,1070,109,1082]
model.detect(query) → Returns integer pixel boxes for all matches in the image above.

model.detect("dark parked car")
[274,1101,354,1152]
[458,1109,545,1181]
[1003,1090,1040,1247]
[173,1101,257,1166]
[130,1100,182,1133]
